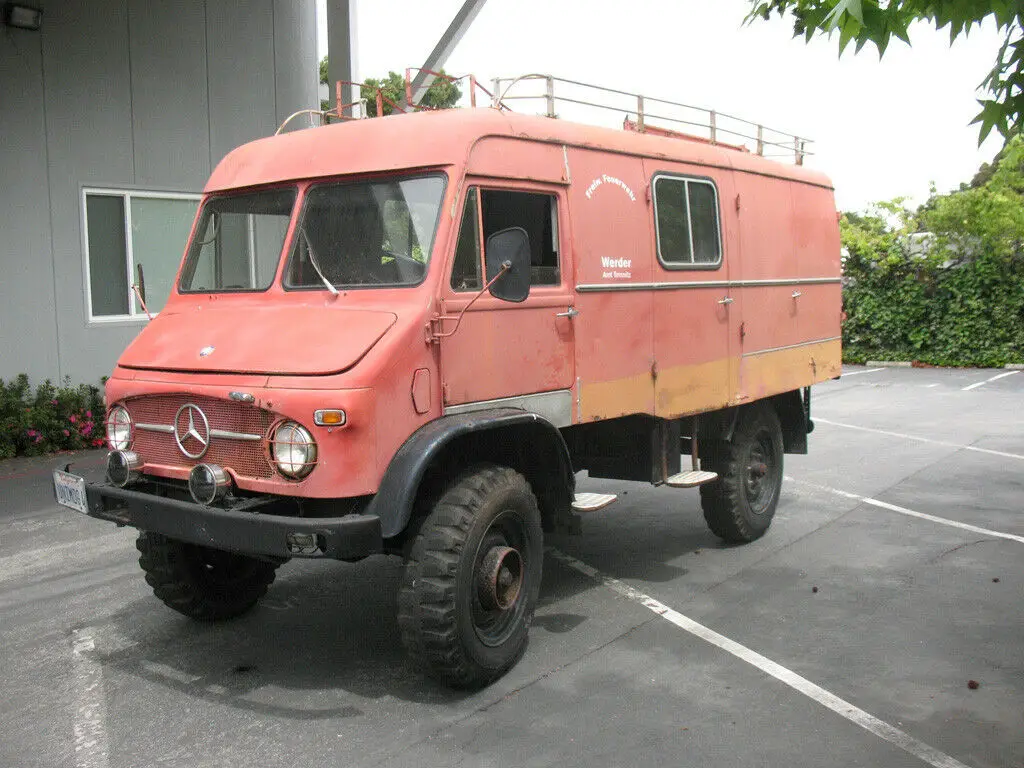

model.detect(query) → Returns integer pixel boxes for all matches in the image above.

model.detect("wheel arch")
[366,408,576,540]
[765,389,809,454]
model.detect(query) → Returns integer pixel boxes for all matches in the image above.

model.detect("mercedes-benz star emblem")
[174,404,210,459]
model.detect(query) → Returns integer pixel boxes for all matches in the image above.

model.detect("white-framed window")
[82,188,200,321]
[652,174,722,269]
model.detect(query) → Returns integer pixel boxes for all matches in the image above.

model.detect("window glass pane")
[451,188,481,291]
[130,197,199,313]
[86,195,129,316]
[480,190,560,285]
[181,188,295,292]
[688,182,721,264]
[655,178,691,264]
[287,175,444,289]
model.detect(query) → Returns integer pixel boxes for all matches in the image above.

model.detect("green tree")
[746,1,1024,143]
[318,58,462,116]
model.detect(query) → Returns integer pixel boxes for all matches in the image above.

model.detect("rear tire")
[398,464,543,689]
[700,404,784,543]
[136,532,278,621]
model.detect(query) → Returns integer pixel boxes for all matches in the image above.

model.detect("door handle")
[717,296,734,305]
[791,291,802,299]
[556,306,580,319]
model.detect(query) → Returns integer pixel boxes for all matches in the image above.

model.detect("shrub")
[0,374,106,459]
[841,137,1024,368]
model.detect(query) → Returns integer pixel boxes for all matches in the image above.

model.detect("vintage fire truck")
[54,76,841,688]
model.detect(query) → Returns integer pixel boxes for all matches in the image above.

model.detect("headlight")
[106,406,132,450]
[271,421,317,479]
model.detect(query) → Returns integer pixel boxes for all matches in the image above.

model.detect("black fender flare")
[365,408,575,539]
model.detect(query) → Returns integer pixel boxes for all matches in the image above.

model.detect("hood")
[119,305,397,376]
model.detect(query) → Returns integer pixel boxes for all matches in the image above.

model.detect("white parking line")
[71,628,110,768]
[962,370,1019,391]
[787,478,1024,545]
[840,367,885,378]
[813,418,1024,462]
[549,548,974,768]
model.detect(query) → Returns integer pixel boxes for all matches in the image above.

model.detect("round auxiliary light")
[107,450,142,488]
[106,406,132,450]
[271,422,317,479]
[189,464,230,506]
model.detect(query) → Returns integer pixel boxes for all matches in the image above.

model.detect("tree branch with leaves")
[746,1,1024,143]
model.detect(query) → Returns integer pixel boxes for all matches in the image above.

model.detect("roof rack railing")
[491,74,811,165]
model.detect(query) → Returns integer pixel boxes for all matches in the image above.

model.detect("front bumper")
[83,482,383,561]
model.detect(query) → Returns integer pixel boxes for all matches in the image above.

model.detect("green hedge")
[0,374,106,459]
[842,138,1024,368]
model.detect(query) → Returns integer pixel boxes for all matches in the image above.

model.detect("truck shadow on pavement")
[93,479,724,716]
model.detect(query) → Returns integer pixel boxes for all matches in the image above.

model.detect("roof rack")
[276,71,811,166]
[491,74,810,165]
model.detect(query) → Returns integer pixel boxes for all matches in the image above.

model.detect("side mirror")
[485,227,530,303]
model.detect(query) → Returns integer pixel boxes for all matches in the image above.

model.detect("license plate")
[53,470,88,514]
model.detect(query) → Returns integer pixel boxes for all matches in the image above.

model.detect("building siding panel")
[0,26,60,384]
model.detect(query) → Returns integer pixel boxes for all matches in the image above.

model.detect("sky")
[315,0,1004,212]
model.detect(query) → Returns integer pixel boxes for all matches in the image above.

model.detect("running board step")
[665,470,719,488]
[571,492,618,512]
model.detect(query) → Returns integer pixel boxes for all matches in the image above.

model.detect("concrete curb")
[862,360,1024,370]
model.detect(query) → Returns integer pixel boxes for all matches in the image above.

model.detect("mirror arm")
[432,261,511,341]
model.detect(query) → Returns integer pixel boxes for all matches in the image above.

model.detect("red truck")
[54,80,841,688]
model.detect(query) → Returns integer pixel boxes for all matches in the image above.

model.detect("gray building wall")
[0,0,317,387]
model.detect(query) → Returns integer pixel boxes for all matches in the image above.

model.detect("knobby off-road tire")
[136,532,278,621]
[398,464,543,689]
[699,404,784,543]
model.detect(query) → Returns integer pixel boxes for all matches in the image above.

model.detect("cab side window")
[653,176,722,268]
[450,187,561,291]
[481,190,560,286]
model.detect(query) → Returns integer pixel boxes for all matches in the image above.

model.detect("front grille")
[124,394,276,479]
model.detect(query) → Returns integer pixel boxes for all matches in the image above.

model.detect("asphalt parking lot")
[2,365,1022,768]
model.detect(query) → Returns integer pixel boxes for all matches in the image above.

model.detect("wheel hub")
[477,545,523,611]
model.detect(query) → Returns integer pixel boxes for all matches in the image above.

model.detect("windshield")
[179,188,296,293]
[286,175,446,290]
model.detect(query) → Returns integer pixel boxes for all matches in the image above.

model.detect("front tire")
[700,404,784,543]
[136,532,278,621]
[398,464,543,689]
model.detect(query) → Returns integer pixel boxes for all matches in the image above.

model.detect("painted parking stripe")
[71,628,111,768]
[962,370,1019,391]
[786,478,1024,545]
[839,367,885,378]
[813,418,1024,462]
[549,548,974,768]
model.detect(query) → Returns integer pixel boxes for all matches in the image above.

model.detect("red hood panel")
[119,305,397,376]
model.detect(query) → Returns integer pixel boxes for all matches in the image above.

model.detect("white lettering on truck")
[585,174,637,202]
[600,256,633,280]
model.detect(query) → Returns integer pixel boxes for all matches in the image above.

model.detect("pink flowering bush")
[0,374,106,459]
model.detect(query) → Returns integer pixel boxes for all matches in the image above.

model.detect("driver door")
[439,183,576,425]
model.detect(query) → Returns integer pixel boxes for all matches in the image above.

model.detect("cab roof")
[205,107,833,193]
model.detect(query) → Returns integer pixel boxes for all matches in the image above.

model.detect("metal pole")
[545,76,555,118]
[637,95,645,130]
[402,0,489,109]
[325,0,357,117]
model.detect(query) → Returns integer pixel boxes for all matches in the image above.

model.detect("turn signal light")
[313,409,347,427]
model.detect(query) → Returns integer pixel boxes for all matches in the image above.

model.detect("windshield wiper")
[302,231,339,296]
